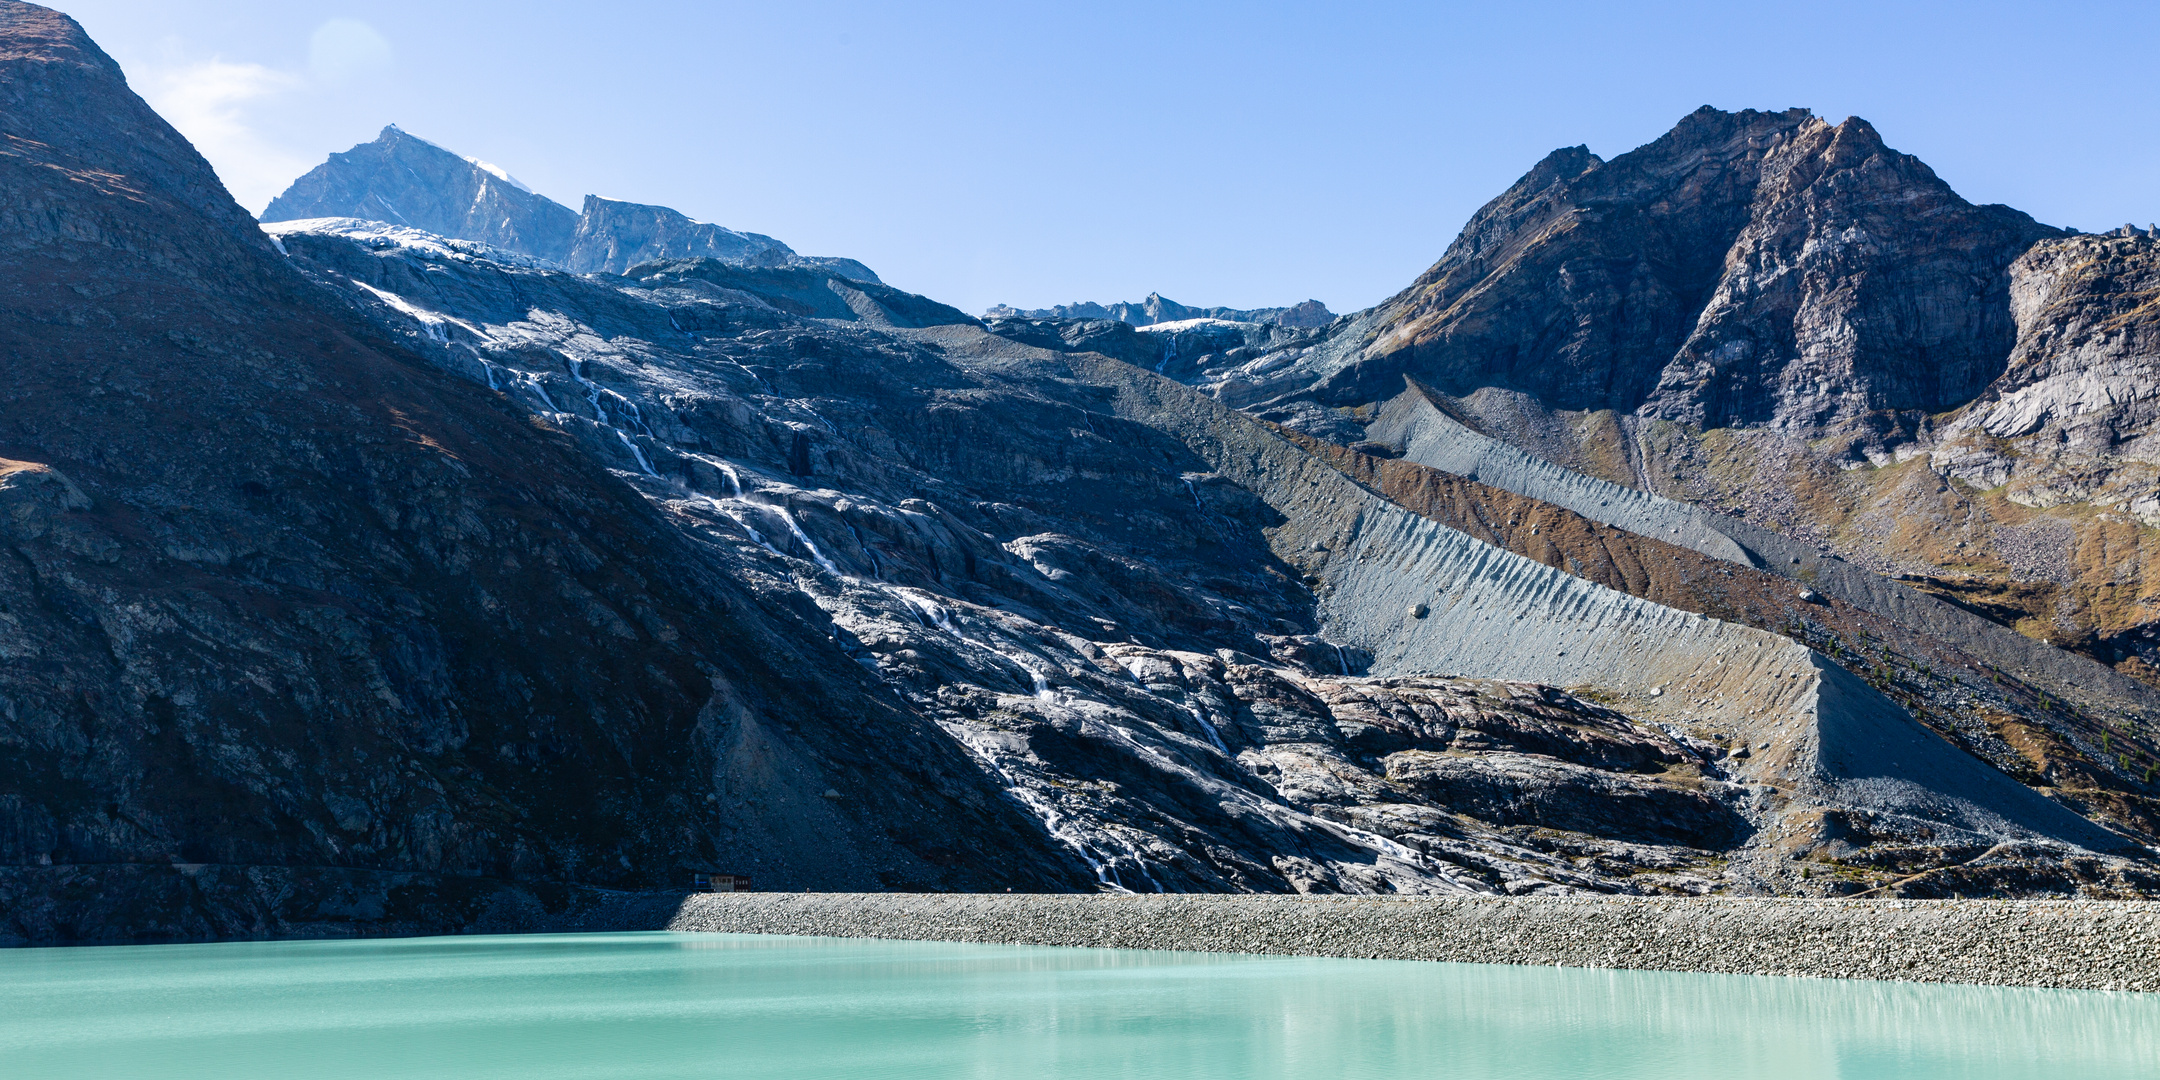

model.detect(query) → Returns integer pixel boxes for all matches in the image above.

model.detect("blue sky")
[56,0,2160,316]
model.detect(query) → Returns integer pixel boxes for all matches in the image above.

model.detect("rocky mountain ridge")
[262,125,879,282]
[986,293,1336,329]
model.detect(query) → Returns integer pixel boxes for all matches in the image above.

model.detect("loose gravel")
[662,894,2160,992]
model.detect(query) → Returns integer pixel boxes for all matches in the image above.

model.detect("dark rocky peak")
[1311,106,1814,411]
[984,292,1335,329]
[1293,105,2064,440]
[0,2,275,272]
[1643,114,2061,429]
[263,124,581,263]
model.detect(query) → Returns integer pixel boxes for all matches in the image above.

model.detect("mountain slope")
[9,8,2158,946]
[0,1,1071,943]
[1081,106,2160,686]
[264,198,2160,901]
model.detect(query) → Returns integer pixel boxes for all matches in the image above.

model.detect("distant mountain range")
[985,292,1335,329]
[262,125,880,282]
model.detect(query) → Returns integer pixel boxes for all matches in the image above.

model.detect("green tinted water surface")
[0,932,2152,1079]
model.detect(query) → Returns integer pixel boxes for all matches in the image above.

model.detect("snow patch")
[464,157,534,194]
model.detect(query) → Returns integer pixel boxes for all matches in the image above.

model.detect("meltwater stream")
[2,932,2154,1079]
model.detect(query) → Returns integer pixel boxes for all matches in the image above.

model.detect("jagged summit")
[1193,106,2061,429]
[262,127,879,282]
[986,292,1334,329]
[264,124,580,263]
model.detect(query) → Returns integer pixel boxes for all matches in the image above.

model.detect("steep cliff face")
[1645,117,2059,429]
[1935,228,2160,510]
[262,126,580,263]
[0,2,1072,942]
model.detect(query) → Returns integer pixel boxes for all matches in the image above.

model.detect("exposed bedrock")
[1935,230,2160,516]
[922,334,2127,858]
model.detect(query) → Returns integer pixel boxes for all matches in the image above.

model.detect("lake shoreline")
[658,893,2160,992]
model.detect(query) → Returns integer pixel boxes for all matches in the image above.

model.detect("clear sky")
[52,0,2160,316]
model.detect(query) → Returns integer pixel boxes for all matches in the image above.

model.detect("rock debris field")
[657,894,2160,993]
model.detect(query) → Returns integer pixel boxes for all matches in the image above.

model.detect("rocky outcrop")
[1644,117,2059,429]
[262,125,579,263]
[623,256,968,328]
[566,196,880,280]
[1288,107,1815,411]
[986,292,1335,329]
[1934,228,2160,514]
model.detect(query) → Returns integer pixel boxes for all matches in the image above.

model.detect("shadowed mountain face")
[0,2,1074,941]
[8,2,2160,946]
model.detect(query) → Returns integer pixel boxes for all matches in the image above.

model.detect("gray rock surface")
[262,125,579,263]
[258,202,2154,907]
[566,196,877,281]
[987,292,1335,329]
[1936,229,2160,519]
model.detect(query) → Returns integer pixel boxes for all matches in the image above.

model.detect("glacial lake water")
[1,932,2155,1079]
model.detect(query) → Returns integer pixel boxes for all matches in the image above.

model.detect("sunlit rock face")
[1935,229,2160,514]
[263,125,581,263]
[262,128,881,284]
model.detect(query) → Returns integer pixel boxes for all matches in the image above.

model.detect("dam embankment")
[660,893,2160,992]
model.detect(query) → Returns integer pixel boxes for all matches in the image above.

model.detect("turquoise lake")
[1,931,2154,1079]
